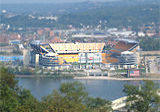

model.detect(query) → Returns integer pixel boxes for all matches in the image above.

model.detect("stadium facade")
[30,41,105,68]
[102,39,140,69]
[30,39,140,69]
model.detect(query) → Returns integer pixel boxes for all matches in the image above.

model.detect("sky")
[1,0,120,4]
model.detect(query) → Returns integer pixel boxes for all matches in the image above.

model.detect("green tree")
[139,38,160,51]
[0,67,112,112]
[123,80,160,112]
[42,81,112,112]
[0,67,40,112]
[85,97,112,112]
[42,82,88,112]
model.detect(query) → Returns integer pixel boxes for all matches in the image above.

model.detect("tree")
[0,67,19,112]
[60,81,88,103]
[41,81,112,112]
[139,38,160,51]
[0,67,40,112]
[42,82,88,112]
[0,67,112,112]
[123,80,160,112]
[85,97,112,112]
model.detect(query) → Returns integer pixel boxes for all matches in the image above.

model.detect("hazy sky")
[1,0,119,4]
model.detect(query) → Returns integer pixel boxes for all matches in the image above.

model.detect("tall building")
[23,49,30,66]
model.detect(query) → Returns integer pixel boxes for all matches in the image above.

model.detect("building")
[102,39,139,69]
[140,51,160,74]
[138,32,145,37]
[30,41,105,68]
[30,39,140,70]
[23,49,30,66]
[119,51,137,65]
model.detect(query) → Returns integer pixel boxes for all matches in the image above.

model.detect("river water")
[16,77,158,101]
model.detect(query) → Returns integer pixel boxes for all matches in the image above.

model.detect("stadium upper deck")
[32,42,105,54]
[49,43,105,54]
[102,39,139,64]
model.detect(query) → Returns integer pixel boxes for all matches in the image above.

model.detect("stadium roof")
[49,43,105,53]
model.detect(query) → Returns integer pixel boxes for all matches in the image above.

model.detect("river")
[16,77,159,101]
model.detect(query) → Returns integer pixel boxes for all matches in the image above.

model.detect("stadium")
[30,39,139,69]
[30,41,105,67]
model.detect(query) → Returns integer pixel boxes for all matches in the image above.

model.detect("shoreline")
[15,75,160,81]
[15,75,73,78]
[74,76,160,81]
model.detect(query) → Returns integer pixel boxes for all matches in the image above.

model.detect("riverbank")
[15,75,160,81]
[74,76,160,81]
[15,74,74,78]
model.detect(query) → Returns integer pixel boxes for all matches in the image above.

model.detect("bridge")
[111,96,127,110]
[111,90,160,111]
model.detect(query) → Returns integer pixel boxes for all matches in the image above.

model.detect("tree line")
[0,67,160,112]
[1,0,159,30]
[139,37,160,51]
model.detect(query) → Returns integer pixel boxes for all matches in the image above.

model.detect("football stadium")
[30,39,139,69]
[30,41,105,67]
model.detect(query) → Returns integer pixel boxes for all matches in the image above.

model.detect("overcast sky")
[1,0,120,4]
